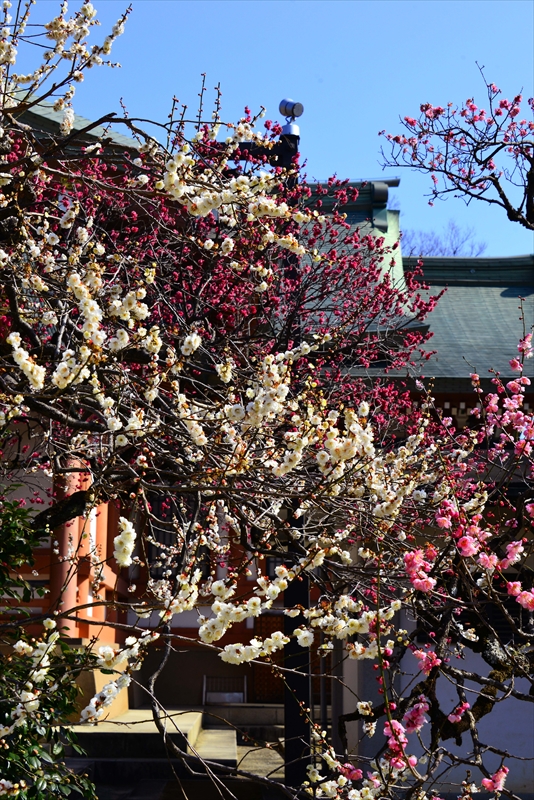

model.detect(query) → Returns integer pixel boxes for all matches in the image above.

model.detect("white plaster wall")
[342,615,534,794]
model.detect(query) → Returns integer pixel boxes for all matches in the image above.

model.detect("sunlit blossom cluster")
[79,674,131,723]
[113,516,137,567]
[0,621,59,739]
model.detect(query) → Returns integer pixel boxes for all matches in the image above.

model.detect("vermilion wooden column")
[105,501,120,634]
[76,471,92,638]
[93,502,109,624]
[48,470,84,638]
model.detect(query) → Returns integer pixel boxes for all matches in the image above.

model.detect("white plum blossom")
[216,360,233,384]
[6,332,46,391]
[13,640,34,656]
[295,628,314,647]
[60,107,75,136]
[221,237,234,254]
[80,674,131,723]
[113,517,136,567]
[181,331,202,356]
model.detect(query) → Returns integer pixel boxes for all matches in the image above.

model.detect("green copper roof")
[15,100,138,149]
[306,180,399,233]
[406,255,534,381]
[403,254,534,287]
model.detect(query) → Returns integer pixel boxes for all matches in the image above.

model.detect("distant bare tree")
[401,219,487,257]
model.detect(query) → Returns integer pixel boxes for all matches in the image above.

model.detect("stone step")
[159,778,287,800]
[78,776,286,800]
[68,712,237,786]
[236,724,284,746]
[193,728,237,766]
[66,732,292,800]
[70,709,203,759]
[202,703,284,729]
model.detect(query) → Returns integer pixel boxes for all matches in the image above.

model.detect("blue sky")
[24,1,534,256]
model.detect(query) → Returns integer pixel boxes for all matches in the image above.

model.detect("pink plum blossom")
[412,576,437,593]
[457,535,480,557]
[506,380,522,394]
[478,552,498,570]
[518,333,533,358]
[481,766,509,792]
[447,701,470,723]
[503,396,522,411]
[384,719,408,748]
[516,591,534,611]
[340,764,362,781]
[414,649,442,675]
[403,696,429,732]
[499,540,525,569]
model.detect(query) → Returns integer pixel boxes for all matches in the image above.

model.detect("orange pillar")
[48,474,82,638]
[105,501,126,644]
[48,466,89,639]
[92,502,108,624]
[75,471,92,639]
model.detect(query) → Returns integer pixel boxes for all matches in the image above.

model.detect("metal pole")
[238,105,310,786]
[283,548,310,786]
[320,633,328,735]
[331,638,344,758]
[277,121,312,786]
